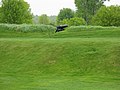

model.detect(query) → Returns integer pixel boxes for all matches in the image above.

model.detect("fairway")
[0,27,120,90]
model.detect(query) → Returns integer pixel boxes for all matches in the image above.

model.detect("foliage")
[0,24,56,33]
[75,0,109,24]
[0,0,33,24]
[39,14,50,25]
[57,8,74,24]
[92,6,120,26]
[60,17,86,26]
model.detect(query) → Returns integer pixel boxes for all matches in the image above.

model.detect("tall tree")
[1,0,32,24]
[57,8,74,24]
[39,14,50,25]
[75,0,110,24]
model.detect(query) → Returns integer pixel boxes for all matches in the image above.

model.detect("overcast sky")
[0,0,120,16]
[25,0,76,16]
[25,0,120,16]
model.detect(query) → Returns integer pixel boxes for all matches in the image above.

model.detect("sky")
[25,0,120,16]
[0,0,120,16]
[25,0,76,16]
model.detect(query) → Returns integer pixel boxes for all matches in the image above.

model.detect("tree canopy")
[57,8,74,24]
[0,0,32,24]
[92,5,120,26]
[75,0,110,24]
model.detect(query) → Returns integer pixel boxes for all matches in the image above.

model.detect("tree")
[92,6,120,26]
[75,0,110,24]
[57,8,74,24]
[39,14,50,25]
[1,0,32,24]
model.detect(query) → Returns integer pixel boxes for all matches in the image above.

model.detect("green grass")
[53,26,120,38]
[0,26,120,90]
[0,26,120,38]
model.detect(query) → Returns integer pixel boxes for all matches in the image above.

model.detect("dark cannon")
[55,24,68,33]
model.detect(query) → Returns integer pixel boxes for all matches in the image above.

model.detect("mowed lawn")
[0,28,120,90]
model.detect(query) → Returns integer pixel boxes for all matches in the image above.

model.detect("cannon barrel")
[56,25,68,33]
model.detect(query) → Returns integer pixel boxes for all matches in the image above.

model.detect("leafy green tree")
[92,6,120,26]
[57,8,74,24]
[39,14,50,25]
[0,0,32,24]
[60,17,86,26]
[75,0,110,24]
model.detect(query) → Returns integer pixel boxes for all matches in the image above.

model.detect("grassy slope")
[53,28,120,38]
[0,27,120,38]
[0,28,120,90]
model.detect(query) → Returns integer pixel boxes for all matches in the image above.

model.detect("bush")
[60,17,86,26]
[92,6,120,26]
[0,24,56,33]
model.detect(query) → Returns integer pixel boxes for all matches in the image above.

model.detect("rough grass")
[0,26,120,90]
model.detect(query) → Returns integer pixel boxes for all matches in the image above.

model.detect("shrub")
[92,6,120,26]
[60,17,86,26]
[0,24,56,33]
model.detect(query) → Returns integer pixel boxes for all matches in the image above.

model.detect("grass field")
[0,27,120,90]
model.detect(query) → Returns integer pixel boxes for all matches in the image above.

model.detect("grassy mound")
[0,25,120,38]
[0,38,120,90]
[66,26,120,31]
[53,26,120,38]
[0,25,120,90]
[0,38,120,76]
[0,24,56,38]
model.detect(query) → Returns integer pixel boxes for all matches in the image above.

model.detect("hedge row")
[0,24,56,33]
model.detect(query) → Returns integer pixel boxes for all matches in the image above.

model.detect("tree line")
[58,0,120,26]
[0,0,120,26]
